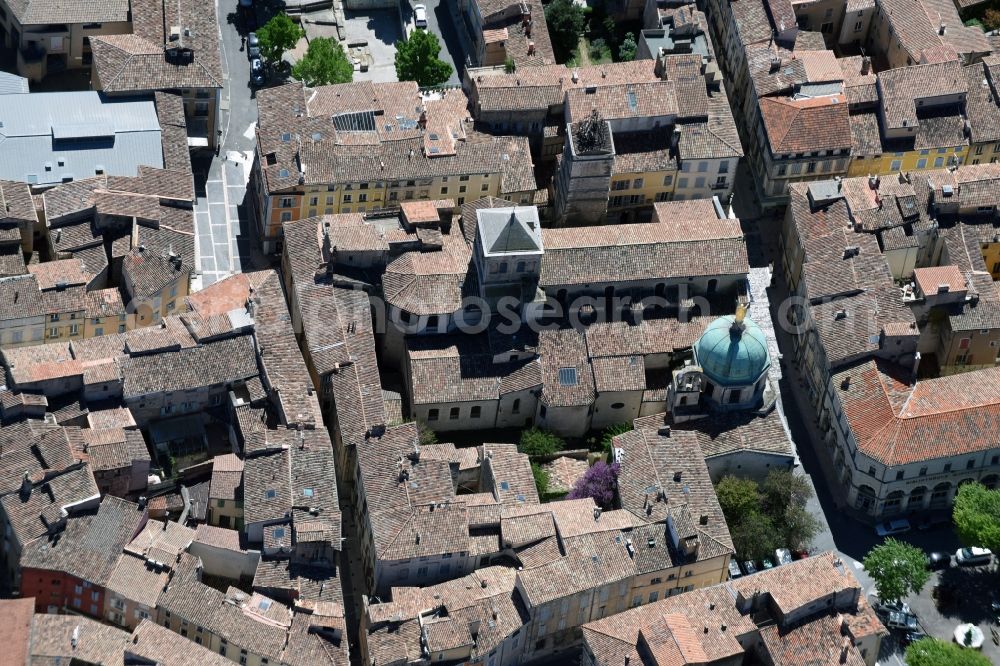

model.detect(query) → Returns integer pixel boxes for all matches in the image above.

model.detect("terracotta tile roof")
[614,428,734,556]
[156,575,291,661]
[27,257,90,290]
[249,271,325,428]
[120,334,259,399]
[612,132,677,174]
[210,453,244,501]
[759,613,867,665]
[355,423,468,560]
[105,552,170,607]
[538,328,595,407]
[0,464,100,548]
[542,456,589,492]
[877,0,989,61]
[0,598,33,666]
[913,264,965,296]
[486,2,555,68]
[29,613,131,664]
[128,619,234,666]
[677,88,744,159]
[731,0,773,46]
[800,229,890,301]
[565,81,678,124]
[540,217,746,287]
[20,496,145,587]
[673,408,794,459]
[839,56,879,108]
[877,61,966,131]
[471,60,659,114]
[850,111,883,157]
[195,523,244,551]
[7,0,128,25]
[0,273,44,320]
[591,355,646,392]
[366,566,525,664]
[759,94,851,153]
[406,334,540,404]
[833,359,1000,465]
[0,179,37,224]
[383,233,471,315]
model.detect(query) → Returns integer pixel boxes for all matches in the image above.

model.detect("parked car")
[239,0,252,6]
[955,547,993,566]
[791,548,809,560]
[916,513,950,531]
[884,611,919,631]
[775,548,793,566]
[741,560,757,576]
[414,4,427,28]
[728,560,742,580]
[250,58,264,86]
[926,551,951,570]
[760,557,775,570]
[875,518,911,537]
[904,629,928,644]
[871,595,911,616]
[247,32,260,59]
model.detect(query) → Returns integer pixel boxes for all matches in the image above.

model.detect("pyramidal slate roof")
[477,207,543,256]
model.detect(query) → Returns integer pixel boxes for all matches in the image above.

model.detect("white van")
[955,547,992,566]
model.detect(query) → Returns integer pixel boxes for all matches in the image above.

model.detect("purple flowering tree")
[567,461,620,509]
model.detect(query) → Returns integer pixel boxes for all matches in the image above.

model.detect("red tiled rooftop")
[913,265,966,297]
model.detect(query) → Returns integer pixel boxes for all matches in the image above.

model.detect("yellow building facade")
[608,169,679,216]
[849,146,967,177]
[264,173,532,248]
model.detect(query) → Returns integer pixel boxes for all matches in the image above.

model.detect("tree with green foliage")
[952,481,1000,553]
[905,637,992,666]
[531,462,550,498]
[544,0,585,63]
[414,421,438,446]
[395,30,452,87]
[256,13,305,63]
[716,476,761,519]
[863,538,930,603]
[518,427,565,457]
[600,422,632,457]
[761,468,821,548]
[618,32,637,61]
[730,511,780,562]
[291,37,353,86]
[504,57,516,73]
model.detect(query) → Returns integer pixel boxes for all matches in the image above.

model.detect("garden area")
[416,419,632,504]
[543,0,643,66]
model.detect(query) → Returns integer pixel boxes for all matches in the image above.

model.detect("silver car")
[414,4,427,28]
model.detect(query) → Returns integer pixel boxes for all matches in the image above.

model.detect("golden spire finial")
[735,303,747,325]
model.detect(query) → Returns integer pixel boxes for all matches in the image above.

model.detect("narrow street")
[194,0,267,289]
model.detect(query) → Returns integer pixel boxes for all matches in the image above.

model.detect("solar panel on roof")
[333,110,377,132]
[558,367,577,386]
[627,90,638,112]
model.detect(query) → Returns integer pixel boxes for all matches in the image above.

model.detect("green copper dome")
[694,314,770,387]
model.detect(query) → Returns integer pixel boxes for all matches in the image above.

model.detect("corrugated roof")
[0,92,163,186]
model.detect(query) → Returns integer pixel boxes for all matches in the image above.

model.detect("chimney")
[861,56,871,75]
[20,472,31,497]
[418,110,428,129]
[528,41,535,55]
[938,20,946,35]
[571,69,579,83]
[481,578,488,588]
[840,636,851,663]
